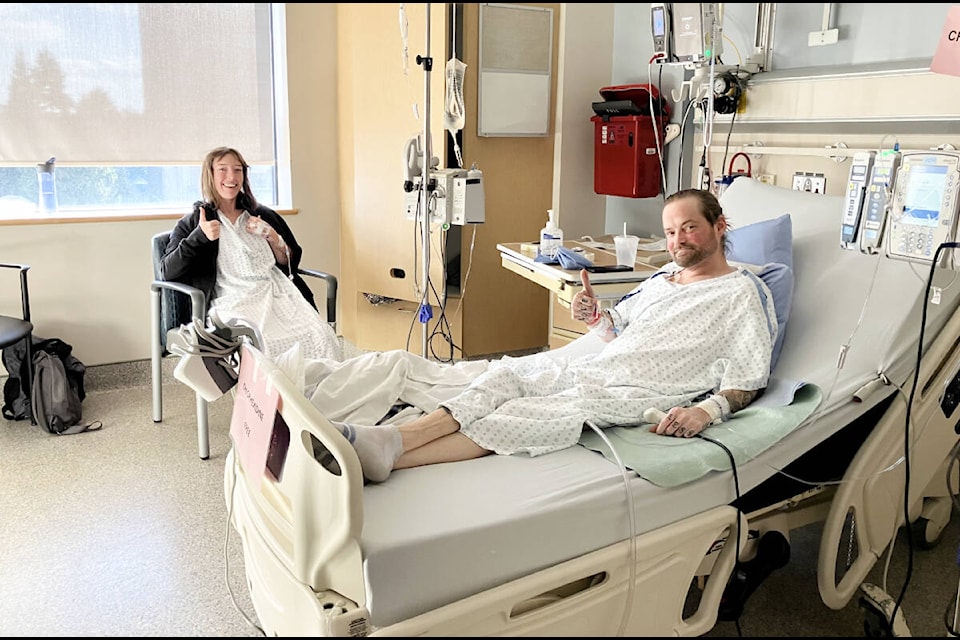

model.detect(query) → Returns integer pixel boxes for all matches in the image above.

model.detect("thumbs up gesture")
[571,269,600,324]
[197,202,220,241]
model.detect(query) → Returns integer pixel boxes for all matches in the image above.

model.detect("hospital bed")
[223,177,960,636]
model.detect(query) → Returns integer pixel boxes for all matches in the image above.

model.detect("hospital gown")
[445,267,777,457]
[208,211,341,362]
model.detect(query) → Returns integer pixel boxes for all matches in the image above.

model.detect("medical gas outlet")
[404,167,485,226]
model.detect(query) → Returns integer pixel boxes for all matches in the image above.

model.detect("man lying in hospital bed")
[331,188,780,484]
[224,177,960,636]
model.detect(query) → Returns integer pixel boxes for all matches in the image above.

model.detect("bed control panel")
[940,363,960,426]
[885,151,960,267]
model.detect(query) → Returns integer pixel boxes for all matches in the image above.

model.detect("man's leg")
[398,407,461,450]
[396,432,490,469]
[339,407,484,482]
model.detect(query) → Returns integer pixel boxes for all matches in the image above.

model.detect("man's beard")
[673,244,711,268]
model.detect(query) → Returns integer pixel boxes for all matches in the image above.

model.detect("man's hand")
[648,406,712,438]
[198,204,220,241]
[571,269,600,324]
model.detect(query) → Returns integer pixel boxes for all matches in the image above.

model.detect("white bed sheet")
[352,179,960,629]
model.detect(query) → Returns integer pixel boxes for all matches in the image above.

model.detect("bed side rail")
[817,298,960,609]
[225,344,367,608]
[374,505,744,637]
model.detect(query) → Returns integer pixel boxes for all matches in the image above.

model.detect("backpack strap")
[56,420,103,436]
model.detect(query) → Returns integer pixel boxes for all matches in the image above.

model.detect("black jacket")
[159,202,318,312]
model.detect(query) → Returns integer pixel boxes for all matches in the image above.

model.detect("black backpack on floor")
[2,336,99,434]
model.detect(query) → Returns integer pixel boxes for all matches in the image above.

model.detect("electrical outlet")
[792,172,827,193]
[757,174,775,185]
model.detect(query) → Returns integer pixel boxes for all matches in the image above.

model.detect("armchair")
[150,231,337,459]
[0,263,35,426]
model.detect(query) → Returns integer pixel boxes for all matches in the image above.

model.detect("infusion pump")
[885,151,960,267]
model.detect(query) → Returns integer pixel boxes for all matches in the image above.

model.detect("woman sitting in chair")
[160,146,341,363]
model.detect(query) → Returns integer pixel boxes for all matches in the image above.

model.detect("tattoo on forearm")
[717,389,758,414]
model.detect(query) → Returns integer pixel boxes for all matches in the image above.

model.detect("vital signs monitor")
[885,151,960,266]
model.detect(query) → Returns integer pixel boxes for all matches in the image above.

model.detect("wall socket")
[792,172,827,193]
[756,174,776,185]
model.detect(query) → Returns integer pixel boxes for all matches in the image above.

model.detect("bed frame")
[223,179,960,636]
[223,340,742,636]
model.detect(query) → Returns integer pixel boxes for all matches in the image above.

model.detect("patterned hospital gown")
[445,267,777,457]
[207,211,341,362]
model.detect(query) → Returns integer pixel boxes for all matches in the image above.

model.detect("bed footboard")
[223,345,370,636]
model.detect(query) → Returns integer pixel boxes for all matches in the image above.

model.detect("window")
[0,3,287,219]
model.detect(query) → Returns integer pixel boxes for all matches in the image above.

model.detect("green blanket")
[578,384,822,488]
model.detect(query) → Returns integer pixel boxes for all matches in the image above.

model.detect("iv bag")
[444,57,467,167]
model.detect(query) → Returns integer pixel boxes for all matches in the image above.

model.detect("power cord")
[890,241,960,632]
[583,420,638,637]
[224,457,266,636]
[694,432,744,626]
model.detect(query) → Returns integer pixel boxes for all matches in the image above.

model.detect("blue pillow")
[725,214,795,373]
[727,261,793,373]
[726,213,793,270]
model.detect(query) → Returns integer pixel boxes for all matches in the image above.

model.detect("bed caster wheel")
[858,582,911,637]
[910,496,952,550]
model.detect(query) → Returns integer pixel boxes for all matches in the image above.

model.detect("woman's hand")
[198,205,220,241]
[246,217,281,246]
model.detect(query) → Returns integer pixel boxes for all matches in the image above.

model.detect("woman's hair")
[200,146,258,212]
[664,188,730,253]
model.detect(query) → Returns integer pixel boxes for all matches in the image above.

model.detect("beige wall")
[11,3,948,369]
[0,3,340,369]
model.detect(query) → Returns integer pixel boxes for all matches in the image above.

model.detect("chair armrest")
[298,268,338,325]
[0,263,31,321]
[150,279,207,321]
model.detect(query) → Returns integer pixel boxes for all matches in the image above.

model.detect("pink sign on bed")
[930,6,960,78]
[230,343,280,489]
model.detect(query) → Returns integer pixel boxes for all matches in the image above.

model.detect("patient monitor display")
[650,3,671,59]
[885,151,960,266]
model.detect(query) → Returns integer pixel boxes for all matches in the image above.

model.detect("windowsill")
[0,207,300,226]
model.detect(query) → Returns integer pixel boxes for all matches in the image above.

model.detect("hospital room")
[4,2,960,637]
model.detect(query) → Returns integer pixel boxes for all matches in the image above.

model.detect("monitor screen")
[652,7,666,37]
[902,163,947,227]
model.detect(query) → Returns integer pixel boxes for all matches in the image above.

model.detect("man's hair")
[664,188,731,254]
[200,146,259,213]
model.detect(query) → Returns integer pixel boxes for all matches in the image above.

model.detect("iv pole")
[416,3,433,358]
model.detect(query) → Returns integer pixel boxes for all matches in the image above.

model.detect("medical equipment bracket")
[695,142,959,163]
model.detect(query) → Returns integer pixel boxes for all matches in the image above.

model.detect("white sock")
[337,423,403,483]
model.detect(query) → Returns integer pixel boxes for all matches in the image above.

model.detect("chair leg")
[196,393,210,460]
[151,289,163,423]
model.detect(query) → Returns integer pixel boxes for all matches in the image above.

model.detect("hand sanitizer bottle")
[539,209,563,260]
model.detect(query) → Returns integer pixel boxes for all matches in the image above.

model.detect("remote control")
[643,408,667,423]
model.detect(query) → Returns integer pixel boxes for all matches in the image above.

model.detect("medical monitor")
[885,151,960,267]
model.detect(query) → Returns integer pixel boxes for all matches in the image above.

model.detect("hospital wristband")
[695,395,730,424]
[588,309,614,334]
